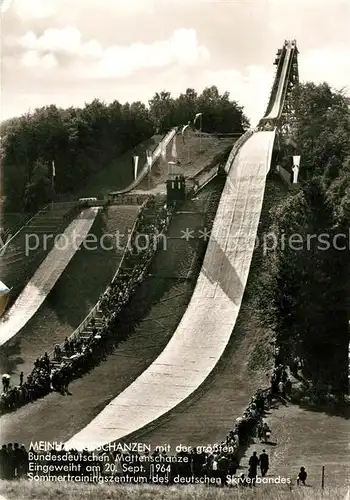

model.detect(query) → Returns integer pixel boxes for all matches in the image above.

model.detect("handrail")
[275,47,295,120]
[195,169,218,194]
[264,45,294,121]
[192,152,227,193]
[263,49,286,118]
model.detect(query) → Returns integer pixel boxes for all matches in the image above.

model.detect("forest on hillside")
[259,82,350,394]
[0,86,249,213]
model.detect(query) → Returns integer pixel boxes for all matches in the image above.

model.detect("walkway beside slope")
[65,131,276,451]
[0,208,100,346]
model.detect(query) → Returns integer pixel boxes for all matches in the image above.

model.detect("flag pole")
[187,126,190,163]
[199,113,202,153]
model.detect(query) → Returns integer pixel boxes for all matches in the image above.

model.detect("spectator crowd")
[0,196,174,414]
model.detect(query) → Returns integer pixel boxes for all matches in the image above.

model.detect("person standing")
[259,449,269,477]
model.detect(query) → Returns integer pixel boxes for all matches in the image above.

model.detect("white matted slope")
[0,208,100,346]
[66,132,275,451]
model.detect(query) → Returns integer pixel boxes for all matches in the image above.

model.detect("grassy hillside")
[0,481,346,500]
[1,213,28,233]
[75,131,233,197]
[0,206,140,382]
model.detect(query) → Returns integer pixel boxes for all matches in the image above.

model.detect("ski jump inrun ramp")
[65,41,296,450]
[0,208,100,346]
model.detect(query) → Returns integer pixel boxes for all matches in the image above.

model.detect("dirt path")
[0,187,219,445]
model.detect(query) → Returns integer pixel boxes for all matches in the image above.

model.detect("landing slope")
[65,130,276,450]
[240,402,350,488]
[0,208,99,346]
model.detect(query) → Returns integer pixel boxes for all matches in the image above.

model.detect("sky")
[1,0,349,126]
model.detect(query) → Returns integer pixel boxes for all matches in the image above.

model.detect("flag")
[171,136,177,158]
[133,156,139,180]
[161,140,166,160]
[181,124,190,143]
[52,160,55,177]
[193,112,202,126]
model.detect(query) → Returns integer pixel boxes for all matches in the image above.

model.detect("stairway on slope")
[0,203,78,308]
[1,212,33,239]
[0,178,225,445]
[0,205,140,380]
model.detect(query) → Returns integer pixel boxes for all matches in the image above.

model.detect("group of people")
[0,196,174,414]
[0,442,28,479]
